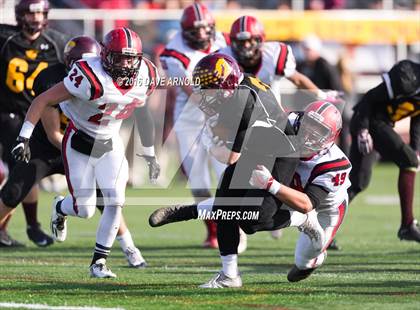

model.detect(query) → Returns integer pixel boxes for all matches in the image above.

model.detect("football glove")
[138,155,160,184]
[249,165,281,195]
[201,114,224,152]
[357,128,373,155]
[11,136,31,163]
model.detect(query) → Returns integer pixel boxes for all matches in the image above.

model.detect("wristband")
[19,121,35,139]
[142,146,155,157]
[267,177,281,195]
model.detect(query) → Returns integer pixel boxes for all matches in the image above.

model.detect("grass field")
[0,164,419,310]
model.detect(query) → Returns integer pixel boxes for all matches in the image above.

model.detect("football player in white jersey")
[159,3,230,249]
[219,15,333,104]
[11,28,160,278]
[248,101,351,283]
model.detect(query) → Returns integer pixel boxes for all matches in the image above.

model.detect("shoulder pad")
[159,48,190,69]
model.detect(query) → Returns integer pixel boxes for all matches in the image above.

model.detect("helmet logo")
[215,58,232,80]
[193,20,209,27]
[122,47,138,56]
[236,32,251,40]
[29,2,45,12]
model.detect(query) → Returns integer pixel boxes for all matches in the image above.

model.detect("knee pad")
[100,188,125,207]
[397,144,419,169]
[0,183,23,208]
[76,205,96,219]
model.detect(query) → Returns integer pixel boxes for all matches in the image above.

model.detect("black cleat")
[398,219,420,242]
[287,265,316,282]
[149,204,196,227]
[327,238,341,251]
[0,230,25,248]
[27,223,54,247]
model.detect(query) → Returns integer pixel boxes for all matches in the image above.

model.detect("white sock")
[197,197,214,215]
[221,254,238,278]
[289,210,308,227]
[116,229,135,251]
[60,195,77,216]
[96,205,122,249]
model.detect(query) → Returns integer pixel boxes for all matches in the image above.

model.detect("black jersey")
[31,63,69,159]
[0,24,68,116]
[217,74,294,154]
[353,60,420,128]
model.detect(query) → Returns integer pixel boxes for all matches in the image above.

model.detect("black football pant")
[348,116,418,201]
[0,112,24,169]
[214,152,298,256]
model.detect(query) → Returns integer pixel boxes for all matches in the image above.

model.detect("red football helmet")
[298,101,342,153]
[192,53,243,116]
[15,0,49,35]
[64,36,101,69]
[101,28,143,81]
[181,3,215,50]
[230,16,265,67]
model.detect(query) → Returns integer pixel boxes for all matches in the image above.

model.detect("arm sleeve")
[305,184,330,209]
[135,103,155,148]
[410,114,420,152]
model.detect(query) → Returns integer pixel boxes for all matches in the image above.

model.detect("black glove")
[11,136,31,163]
[138,154,160,184]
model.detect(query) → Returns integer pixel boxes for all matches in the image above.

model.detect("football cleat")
[237,228,247,254]
[50,196,67,242]
[298,211,325,251]
[287,265,316,282]
[124,247,147,268]
[89,258,117,278]
[0,230,25,247]
[398,219,420,242]
[27,223,54,247]
[203,235,218,249]
[270,229,283,240]
[199,271,242,288]
[149,204,196,227]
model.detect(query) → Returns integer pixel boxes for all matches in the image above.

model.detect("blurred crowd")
[47,0,420,10]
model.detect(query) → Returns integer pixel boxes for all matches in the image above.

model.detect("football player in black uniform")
[349,60,420,242]
[149,53,326,287]
[0,0,68,246]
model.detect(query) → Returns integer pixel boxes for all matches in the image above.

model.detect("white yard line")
[364,195,399,205]
[0,303,124,310]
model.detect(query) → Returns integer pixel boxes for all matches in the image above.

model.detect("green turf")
[0,164,419,309]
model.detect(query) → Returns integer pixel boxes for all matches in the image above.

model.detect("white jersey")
[159,31,229,130]
[61,56,158,140]
[290,144,352,211]
[218,42,296,102]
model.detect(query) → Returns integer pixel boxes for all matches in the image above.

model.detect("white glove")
[201,114,224,151]
[357,128,373,155]
[249,165,281,195]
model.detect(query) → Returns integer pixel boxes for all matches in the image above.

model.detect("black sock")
[90,243,111,266]
[22,201,38,227]
[56,199,66,216]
